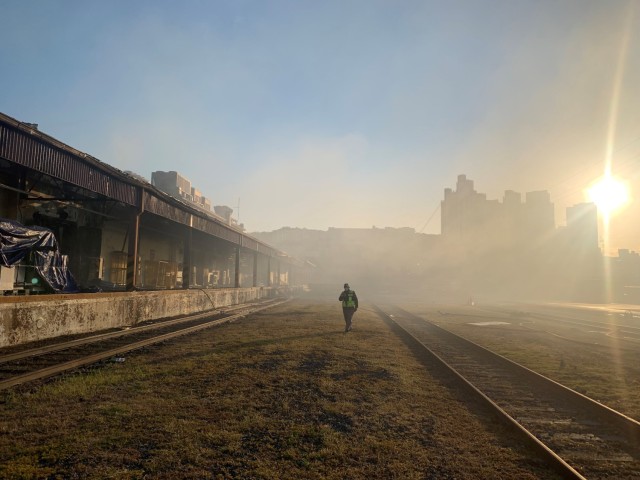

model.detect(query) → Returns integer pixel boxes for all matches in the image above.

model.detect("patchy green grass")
[0,298,560,479]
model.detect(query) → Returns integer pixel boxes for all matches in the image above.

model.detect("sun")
[587,175,629,216]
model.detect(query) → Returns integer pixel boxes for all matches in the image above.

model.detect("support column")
[17,172,26,219]
[267,257,272,286]
[126,213,140,291]
[126,189,146,291]
[277,261,281,286]
[253,252,258,287]
[234,246,241,288]
[10,172,26,219]
[182,228,192,289]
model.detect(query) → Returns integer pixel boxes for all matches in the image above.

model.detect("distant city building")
[252,226,439,287]
[151,170,211,212]
[566,202,599,253]
[151,171,191,201]
[501,190,524,246]
[523,190,555,241]
[441,174,554,250]
[191,187,201,204]
[250,175,640,303]
[615,249,640,302]
[214,205,233,224]
[441,174,492,239]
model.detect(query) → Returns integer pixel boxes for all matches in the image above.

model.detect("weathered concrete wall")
[0,286,287,348]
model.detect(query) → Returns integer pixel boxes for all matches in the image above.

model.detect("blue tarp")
[0,218,78,293]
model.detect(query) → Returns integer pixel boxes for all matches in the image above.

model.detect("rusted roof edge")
[0,111,287,260]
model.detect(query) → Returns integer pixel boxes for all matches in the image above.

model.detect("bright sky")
[1,1,639,252]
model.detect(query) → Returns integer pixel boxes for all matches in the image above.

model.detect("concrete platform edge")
[0,286,291,348]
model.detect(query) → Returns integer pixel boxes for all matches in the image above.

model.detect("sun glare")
[587,175,629,215]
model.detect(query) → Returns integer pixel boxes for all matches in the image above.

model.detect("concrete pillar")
[126,189,145,291]
[182,228,192,289]
[234,246,241,287]
[253,252,258,287]
[16,172,26,219]
[126,214,140,291]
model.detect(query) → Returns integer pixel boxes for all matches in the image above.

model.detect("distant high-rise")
[441,175,554,249]
[502,190,523,246]
[441,174,493,239]
[523,190,555,242]
[214,205,233,223]
[566,202,599,252]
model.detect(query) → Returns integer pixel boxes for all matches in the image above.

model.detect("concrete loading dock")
[0,112,309,346]
[0,286,291,348]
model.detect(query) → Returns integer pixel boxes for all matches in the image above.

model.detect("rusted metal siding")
[0,114,290,261]
[192,215,242,245]
[143,195,255,248]
[256,243,277,257]
[143,194,192,226]
[0,123,139,206]
[242,236,259,252]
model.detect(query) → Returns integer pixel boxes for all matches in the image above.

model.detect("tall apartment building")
[441,175,501,240]
[441,174,554,249]
[566,202,599,252]
[502,190,524,245]
[523,190,555,242]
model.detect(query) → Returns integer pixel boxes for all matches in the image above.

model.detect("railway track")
[375,303,640,480]
[0,298,288,391]
[475,304,640,344]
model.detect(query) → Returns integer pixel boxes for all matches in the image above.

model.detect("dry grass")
[0,297,560,479]
[406,303,640,420]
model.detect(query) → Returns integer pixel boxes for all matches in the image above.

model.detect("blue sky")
[1,1,639,252]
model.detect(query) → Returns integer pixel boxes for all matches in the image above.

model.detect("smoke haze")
[1,1,639,254]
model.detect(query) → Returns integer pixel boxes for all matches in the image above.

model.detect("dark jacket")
[339,289,358,309]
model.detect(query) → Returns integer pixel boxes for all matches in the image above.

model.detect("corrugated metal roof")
[0,119,139,206]
[0,111,286,258]
[192,215,242,245]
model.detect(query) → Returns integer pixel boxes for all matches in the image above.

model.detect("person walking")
[339,283,358,332]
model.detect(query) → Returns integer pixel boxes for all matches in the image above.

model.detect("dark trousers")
[342,307,356,330]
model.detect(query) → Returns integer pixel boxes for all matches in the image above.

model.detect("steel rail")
[459,305,640,351]
[0,300,276,364]
[0,299,288,391]
[374,303,587,480]
[478,304,640,336]
[529,312,640,339]
[395,304,640,444]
